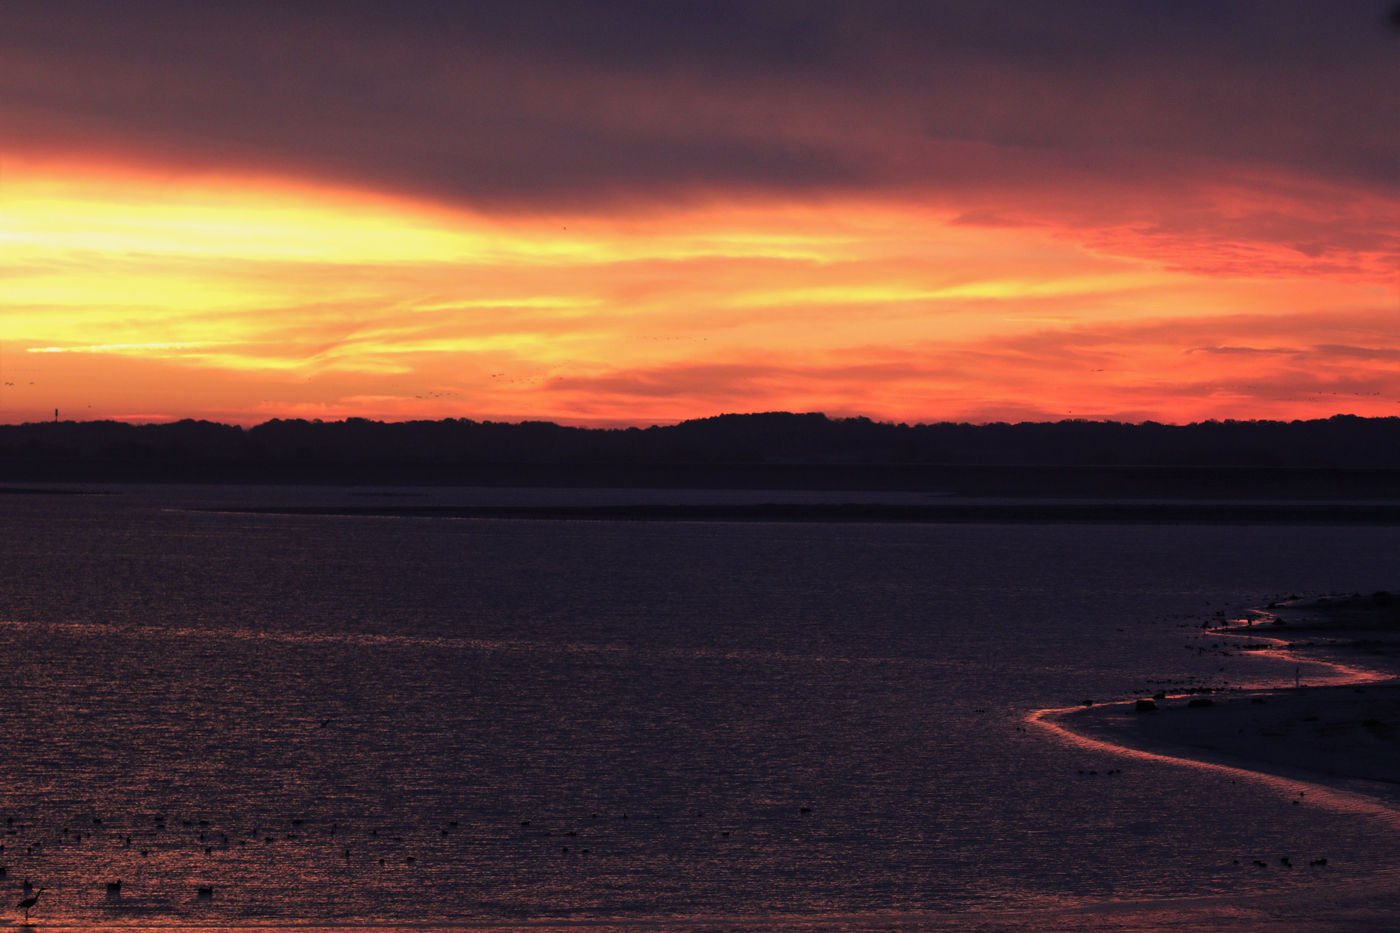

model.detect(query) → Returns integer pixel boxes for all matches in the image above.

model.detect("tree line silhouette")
[2,413,1399,480]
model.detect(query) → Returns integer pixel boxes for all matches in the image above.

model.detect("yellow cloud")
[2,161,1394,426]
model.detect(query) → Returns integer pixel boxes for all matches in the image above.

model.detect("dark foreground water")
[1,484,1398,930]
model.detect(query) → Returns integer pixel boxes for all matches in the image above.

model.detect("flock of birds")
[1,801,821,923]
[0,808,437,923]
[1234,856,1329,870]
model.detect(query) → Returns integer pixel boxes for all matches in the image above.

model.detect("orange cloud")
[2,160,1395,426]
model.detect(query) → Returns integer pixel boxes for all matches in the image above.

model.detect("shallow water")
[0,485,1398,930]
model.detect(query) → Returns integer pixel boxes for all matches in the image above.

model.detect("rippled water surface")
[1,484,1399,930]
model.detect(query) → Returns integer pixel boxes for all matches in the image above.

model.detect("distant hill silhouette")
[4,412,1400,466]
[2,413,1399,494]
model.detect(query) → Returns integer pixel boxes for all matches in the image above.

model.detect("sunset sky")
[2,1,1396,427]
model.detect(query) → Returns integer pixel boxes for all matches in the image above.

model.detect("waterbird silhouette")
[16,887,41,921]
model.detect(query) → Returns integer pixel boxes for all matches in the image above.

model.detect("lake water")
[1,484,1398,930]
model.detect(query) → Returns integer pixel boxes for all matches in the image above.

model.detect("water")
[1,484,1398,930]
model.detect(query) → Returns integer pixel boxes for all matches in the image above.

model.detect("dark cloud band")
[2,1,1395,210]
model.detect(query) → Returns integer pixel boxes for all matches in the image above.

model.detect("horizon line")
[7,410,1398,432]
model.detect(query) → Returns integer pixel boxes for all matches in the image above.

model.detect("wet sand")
[1023,593,1400,930]
[1047,593,1400,799]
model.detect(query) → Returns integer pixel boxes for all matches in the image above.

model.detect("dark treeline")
[2,412,1400,469]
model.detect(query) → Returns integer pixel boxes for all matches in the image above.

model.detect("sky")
[1,1,1397,427]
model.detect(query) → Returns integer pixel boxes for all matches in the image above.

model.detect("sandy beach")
[1039,592,1400,805]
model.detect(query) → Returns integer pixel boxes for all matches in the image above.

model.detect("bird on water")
[16,887,42,922]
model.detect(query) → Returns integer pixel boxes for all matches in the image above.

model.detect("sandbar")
[1043,592,1400,800]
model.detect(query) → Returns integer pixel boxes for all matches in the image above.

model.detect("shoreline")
[190,501,1400,524]
[1033,593,1400,812]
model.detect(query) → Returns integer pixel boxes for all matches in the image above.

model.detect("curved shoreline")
[1029,595,1400,820]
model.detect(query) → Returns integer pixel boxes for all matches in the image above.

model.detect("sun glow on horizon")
[2,160,1397,427]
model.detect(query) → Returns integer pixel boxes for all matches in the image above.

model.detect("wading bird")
[16,887,42,921]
